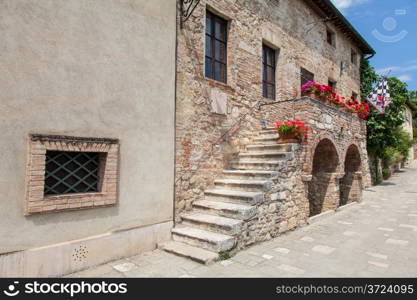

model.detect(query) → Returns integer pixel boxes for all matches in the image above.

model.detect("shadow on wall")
[340,145,362,206]
[308,139,339,217]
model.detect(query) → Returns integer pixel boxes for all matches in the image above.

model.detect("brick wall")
[25,135,119,215]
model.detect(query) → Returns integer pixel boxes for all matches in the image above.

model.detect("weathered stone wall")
[308,172,340,216]
[235,143,307,249]
[261,98,371,186]
[176,0,366,219]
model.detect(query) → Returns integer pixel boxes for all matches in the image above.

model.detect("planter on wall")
[301,91,319,100]
[277,132,299,144]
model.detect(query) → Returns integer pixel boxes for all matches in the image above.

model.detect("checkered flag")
[366,78,391,114]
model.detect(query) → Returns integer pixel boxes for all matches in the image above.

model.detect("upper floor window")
[205,11,227,83]
[301,67,314,87]
[262,44,276,100]
[326,29,336,47]
[328,79,337,91]
[351,49,358,65]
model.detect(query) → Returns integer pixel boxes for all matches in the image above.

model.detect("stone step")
[181,213,244,235]
[230,160,285,171]
[222,170,278,180]
[159,241,219,265]
[172,226,235,252]
[238,151,293,161]
[246,144,293,152]
[214,178,272,192]
[193,199,256,220]
[254,134,279,141]
[252,136,279,144]
[259,129,277,135]
[204,189,264,205]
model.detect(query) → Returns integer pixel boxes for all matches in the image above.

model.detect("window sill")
[204,77,233,90]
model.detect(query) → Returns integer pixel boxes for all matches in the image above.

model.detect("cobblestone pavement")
[68,166,417,278]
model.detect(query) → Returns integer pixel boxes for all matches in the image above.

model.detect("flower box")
[274,120,309,144]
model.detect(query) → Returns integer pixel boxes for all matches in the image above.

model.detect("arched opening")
[340,145,362,206]
[308,139,339,217]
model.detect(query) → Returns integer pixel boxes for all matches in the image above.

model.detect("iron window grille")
[262,44,276,100]
[205,11,227,83]
[44,151,102,195]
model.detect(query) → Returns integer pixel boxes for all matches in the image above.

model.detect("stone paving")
[68,165,417,278]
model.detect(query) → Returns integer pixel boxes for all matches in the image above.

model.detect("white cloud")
[398,74,412,82]
[376,64,417,75]
[331,0,371,10]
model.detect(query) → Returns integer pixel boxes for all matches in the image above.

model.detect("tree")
[360,57,412,182]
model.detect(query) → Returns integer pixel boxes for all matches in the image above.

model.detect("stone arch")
[304,133,342,174]
[340,144,362,206]
[307,138,340,216]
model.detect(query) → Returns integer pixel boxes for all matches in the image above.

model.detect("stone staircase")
[159,127,295,264]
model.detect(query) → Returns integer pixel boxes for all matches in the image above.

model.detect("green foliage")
[382,168,391,180]
[218,251,231,260]
[360,57,379,97]
[361,58,409,159]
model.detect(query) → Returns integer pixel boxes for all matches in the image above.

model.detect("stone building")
[0,0,176,276]
[165,0,374,263]
[0,0,376,276]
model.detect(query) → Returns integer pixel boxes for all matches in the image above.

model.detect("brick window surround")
[25,135,119,215]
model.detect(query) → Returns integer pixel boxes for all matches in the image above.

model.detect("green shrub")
[382,168,391,180]
[218,251,231,260]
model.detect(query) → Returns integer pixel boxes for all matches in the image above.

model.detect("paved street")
[68,165,417,278]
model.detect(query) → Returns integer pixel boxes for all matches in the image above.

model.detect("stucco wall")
[0,0,176,253]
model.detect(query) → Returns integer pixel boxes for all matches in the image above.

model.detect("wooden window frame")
[262,44,276,100]
[205,11,228,83]
[300,67,315,88]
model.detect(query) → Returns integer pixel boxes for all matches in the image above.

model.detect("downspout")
[173,0,180,227]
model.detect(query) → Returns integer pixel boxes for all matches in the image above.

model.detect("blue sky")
[331,0,417,90]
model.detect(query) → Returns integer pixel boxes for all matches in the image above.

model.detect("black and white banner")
[366,78,391,114]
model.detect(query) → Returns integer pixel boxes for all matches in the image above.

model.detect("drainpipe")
[173,0,180,227]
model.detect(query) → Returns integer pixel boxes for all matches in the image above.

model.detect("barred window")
[262,44,276,100]
[205,11,227,83]
[44,151,102,195]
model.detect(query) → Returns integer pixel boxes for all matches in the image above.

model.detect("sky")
[330,0,417,90]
